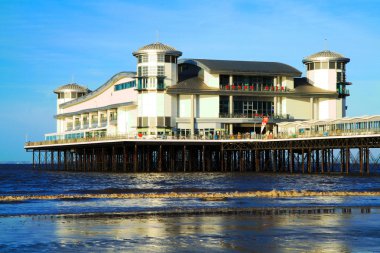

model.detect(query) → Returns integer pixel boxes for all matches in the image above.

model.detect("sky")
[0,0,380,162]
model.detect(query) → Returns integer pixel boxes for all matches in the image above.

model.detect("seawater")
[2,164,380,252]
[2,164,380,216]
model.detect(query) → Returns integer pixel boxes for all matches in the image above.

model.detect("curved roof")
[302,50,350,63]
[167,77,218,94]
[59,72,136,109]
[54,83,90,93]
[132,42,182,57]
[180,59,302,77]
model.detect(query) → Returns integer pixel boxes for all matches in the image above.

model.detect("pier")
[25,134,380,175]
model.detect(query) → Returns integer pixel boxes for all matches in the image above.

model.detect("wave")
[1,190,380,202]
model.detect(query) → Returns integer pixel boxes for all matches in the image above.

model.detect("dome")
[132,42,182,57]
[302,50,350,64]
[54,83,90,93]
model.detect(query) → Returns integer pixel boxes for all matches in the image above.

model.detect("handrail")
[25,128,380,147]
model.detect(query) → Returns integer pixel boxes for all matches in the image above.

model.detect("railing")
[110,119,117,125]
[82,123,89,129]
[100,120,107,127]
[219,113,293,119]
[91,123,98,128]
[26,128,380,147]
[220,85,288,92]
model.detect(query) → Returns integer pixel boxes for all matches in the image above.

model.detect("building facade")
[45,42,351,140]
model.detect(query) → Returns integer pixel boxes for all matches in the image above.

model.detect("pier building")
[26,42,380,176]
[45,42,350,141]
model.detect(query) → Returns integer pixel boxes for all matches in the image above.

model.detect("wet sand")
[0,207,379,252]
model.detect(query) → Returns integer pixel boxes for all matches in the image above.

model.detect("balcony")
[220,85,287,92]
[219,113,293,120]
[100,119,107,127]
[110,118,117,125]
[82,122,89,129]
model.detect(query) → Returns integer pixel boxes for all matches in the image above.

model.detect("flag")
[260,116,269,134]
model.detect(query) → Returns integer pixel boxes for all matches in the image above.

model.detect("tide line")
[1,190,380,202]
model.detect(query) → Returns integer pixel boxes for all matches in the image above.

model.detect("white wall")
[285,97,312,120]
[60,77,137,114]
[307,69,337,91]
[283,76,294,89]
[198,95,219,118]
[203,71,219,88]
[138,93,157,116]
[179,95,191,117]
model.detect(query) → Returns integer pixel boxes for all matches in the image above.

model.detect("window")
[157,117,164,126]
[158,54,164,62]
[138,117,149,127]
[321,62,328,69]
[337,72,342,82]
[158,66,165,76]
[337,62,344,70]
[71,92,77,99]
[314,62,321,69]
[220,75,229,85]
[157,77,165,89]
[165,117,171,127]
[142,66,148,76]
[114,80,136,91]
[309,63,314,70]
[219,96,229,114]
[142,55,148,63]
[138,66,141,76]
[165,55,171,63]
[329,62,336,69]
[149,66,157,76]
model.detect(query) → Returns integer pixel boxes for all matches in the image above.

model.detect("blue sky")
[0,0,379,162]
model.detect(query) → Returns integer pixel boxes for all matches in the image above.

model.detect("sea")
[1,164,380,252]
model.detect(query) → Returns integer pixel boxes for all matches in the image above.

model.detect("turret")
[132,42,182,136]
[303,50,351,118]
[53,83,90,114]
[132,42,182,90]
[303,50,350,96]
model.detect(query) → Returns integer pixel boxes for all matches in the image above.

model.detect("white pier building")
[46,42,351,140]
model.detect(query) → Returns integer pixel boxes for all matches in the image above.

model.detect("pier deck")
[25,134,380,174]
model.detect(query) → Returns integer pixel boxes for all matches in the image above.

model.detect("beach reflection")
[46,209,380,252]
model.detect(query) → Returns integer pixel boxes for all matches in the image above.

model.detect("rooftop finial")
[156,30,160,43]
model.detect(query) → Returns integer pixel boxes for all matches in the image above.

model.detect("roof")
[302,50,350,63]
[180,59,302,77]
[56,102,137,118]
[60,72,136,109]
[293,78,337,96]
[54,83,90,93]
[167,77,218,93]
[167,76,337,98]
[277,115,380,128]
[132,42,182,57]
